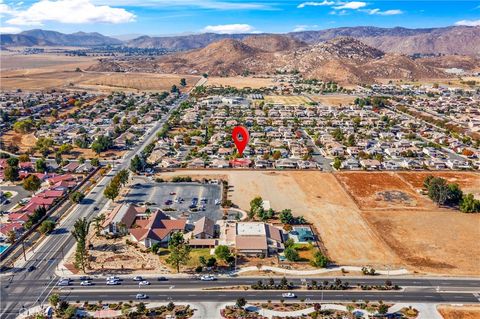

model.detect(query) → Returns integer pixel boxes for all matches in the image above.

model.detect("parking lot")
[125,178,223,222]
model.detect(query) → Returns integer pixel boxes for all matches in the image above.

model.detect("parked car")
[106,276,120,281]
[79,276,91,281]
[27,265,36,272]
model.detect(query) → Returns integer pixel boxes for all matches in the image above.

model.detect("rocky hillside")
[88,36,450,84]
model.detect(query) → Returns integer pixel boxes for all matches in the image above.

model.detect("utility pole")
[22,241,27,261]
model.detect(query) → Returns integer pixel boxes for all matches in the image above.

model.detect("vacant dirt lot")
[158,170,480,275]
[80,73,200,92]
[308,94,358,106]
[206,76,275,88]
[335,172,433,210]
[264,95,313,105]
[363,209,480,275]
[438,305,480,319]
[158,170,400,267]
[1,54,200,92]
[398,171,480,197]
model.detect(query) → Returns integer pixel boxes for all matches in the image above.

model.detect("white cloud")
[455,19,480,26]
[293,24,319,32]
[6,0,135,25]
[297,1,334,9]
[333,1,366,10]
[0,26,22,33]
[202,24,255,34]
[93,0,272,10]
[363,8,403,15]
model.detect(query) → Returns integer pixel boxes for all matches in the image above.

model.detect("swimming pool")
[0,244,9,254]
[292,226,315,242]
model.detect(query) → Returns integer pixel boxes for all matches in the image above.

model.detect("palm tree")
[92,214,105,236]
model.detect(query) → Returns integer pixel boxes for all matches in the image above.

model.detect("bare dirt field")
[158,170,480,275]
[308,94,358,106]
[206,76,275,88]
[1,132,37,153]
[264,95,313,105]
[335,172,433,210]
[397,171,480,197]
[158,170,400,267]
[363,209,480,275]
[79,73,200,92]
[438,305,480,319]
[1,54,200,92]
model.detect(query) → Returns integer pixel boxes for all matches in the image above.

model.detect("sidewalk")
[236,265,409,276]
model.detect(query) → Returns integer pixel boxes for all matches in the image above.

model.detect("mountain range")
[87,36,462,84]
[1,26,480,55]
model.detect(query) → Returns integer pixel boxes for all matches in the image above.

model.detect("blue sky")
[0,0,479,36]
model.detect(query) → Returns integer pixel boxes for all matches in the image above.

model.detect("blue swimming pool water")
[0,244,9,254]
[294,227,315,242]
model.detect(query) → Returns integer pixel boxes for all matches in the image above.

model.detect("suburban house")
[192,217,216,239]
[234,222,285,257]
[101,203,186,248]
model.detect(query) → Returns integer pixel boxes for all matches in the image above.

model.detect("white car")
[106,276,120,281]
[139,280,150,286]
[106,280,120,285]
[281,292,296,298]
[80,281,92,286]
[57,280,70,286]
[133,276,143,281]
[200,275,216,281]
[136,293,147,300]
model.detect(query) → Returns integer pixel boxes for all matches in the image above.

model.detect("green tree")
[279,209,293,224]
[58,143,73,155]
[166,231,191,273]
[214,245,231,262]
[23,175,42,194]
[310,251,329,268]
[333,157,342,170]
[35,158,48,173]
[130,155,143,172]
[284,238,295,249]
[180,78,187,86]
[69,191,85,203]
[49,293,60,308]
[4,165,19,182]
[6,157,19,167]
[136,302,146,314]
[460,194,480,213]
[446,183,463,206]
[90,158,100,167]
[71,217,90,272]
[103,183,120,202]
[39,220,56,234]
[18,154,31,162]
[249,196,264,220]
[284,247,299,262]
[427,177,449,206]
[236,297,247,309]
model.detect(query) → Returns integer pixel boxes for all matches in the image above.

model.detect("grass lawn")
[158,248,213,269]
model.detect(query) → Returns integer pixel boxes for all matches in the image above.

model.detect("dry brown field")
[264,95,313,105]
[308,94,358,106]
[206,76,275,88]
[1,54,200,92]
[335,172,433,210]
[397,171,480,197]
[158,170,480,275]
[438,305,480,319]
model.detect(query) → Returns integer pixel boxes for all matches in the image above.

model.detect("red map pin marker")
[232,126,249,156]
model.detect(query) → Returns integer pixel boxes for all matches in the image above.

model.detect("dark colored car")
[157,277,168,281]
[27,265,36,272]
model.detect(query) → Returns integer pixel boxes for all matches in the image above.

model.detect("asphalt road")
[0,94,188,319]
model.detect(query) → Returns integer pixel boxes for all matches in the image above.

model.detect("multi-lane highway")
[0,94,188,319]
